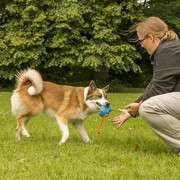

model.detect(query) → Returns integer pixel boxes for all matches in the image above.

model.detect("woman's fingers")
[112,116,121,123]
[112,116,122,124]
[112,110,131,127]
[113,117,125,127]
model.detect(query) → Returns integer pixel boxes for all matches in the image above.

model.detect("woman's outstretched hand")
[112,109,131,127]
[112,102,141,127]
[125,102,141,117]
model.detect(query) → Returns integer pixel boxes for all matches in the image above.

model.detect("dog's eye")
[97,95,102,98]
[86,94,102,100]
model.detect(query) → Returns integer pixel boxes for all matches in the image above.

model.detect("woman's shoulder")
[155,39,180,58]
[155,39,180,67]
[159,39,180,51]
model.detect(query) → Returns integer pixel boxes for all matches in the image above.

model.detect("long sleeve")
[135,40,180,103]
[135,80,153,103]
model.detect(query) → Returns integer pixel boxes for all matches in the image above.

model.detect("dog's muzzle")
[96,102,110,108]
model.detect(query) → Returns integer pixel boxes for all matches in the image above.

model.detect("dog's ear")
[103,85,109,93]
[88,80,97,94]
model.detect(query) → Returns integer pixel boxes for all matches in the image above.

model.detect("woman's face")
[137,31,160,55]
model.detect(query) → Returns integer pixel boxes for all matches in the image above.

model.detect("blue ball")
[99,105,112,117]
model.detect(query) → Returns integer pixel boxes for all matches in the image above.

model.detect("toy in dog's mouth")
[98,105,112,117]
[96,105,112,135]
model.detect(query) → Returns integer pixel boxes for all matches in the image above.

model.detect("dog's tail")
[16,69,43,95]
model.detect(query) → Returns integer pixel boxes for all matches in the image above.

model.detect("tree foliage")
[0,0,143,80]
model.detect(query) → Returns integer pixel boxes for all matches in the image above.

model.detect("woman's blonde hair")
[130,16,178,42]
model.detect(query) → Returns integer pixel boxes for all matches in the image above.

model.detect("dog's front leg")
[74,122,90,143]
[56,116,69,144]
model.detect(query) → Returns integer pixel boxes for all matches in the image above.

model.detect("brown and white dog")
[11,69,110,144]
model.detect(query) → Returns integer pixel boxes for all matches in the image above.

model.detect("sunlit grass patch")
[0,91,179,180]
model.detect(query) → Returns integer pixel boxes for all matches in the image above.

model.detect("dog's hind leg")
[55,115,69,144]
[16,115,30,140]
[21,118,30,138]
[73,122,90,143]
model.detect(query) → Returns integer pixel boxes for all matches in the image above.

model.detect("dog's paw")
[21,129,30,138]
[84,139,92,144]
[58,141,66,145]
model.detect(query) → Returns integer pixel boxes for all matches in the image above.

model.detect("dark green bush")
[0,0,143,83]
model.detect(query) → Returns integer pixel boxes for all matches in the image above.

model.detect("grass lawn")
[0,90,179,180]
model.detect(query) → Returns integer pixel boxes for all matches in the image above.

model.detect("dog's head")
[84,80,110,111]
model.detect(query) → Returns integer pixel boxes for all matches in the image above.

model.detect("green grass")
[0,91,180,180]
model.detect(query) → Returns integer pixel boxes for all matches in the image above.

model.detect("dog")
[11,69,110,144]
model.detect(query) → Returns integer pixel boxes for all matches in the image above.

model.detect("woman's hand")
[112,109,131,127]
[125,102,141,117]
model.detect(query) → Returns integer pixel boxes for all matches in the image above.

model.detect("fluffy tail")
[16,69,43,95]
